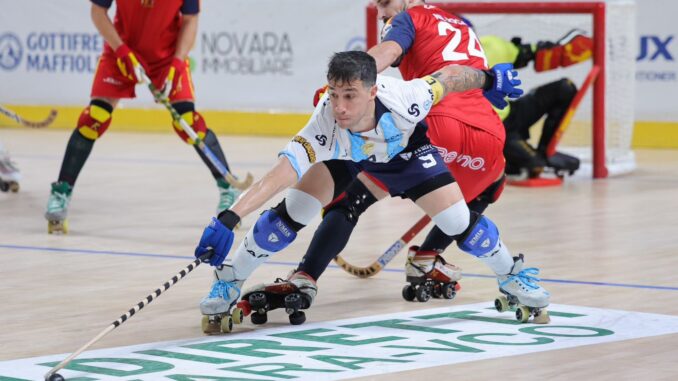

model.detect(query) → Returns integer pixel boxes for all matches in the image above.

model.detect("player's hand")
[483,63,523,109]
[195,217,235,266]
[115,44,145,84]
[161,57,187,98]
[313,85,329,107]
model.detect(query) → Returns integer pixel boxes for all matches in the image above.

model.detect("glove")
[195,217,235,266]
[115,44,145,83]
[161,57,187,98]
[312,85,329,107]
[483,63,523,109]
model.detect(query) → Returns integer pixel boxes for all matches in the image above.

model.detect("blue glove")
[195,217,235,266]
[483,63,524,109]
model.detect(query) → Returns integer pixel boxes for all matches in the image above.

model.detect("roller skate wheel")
[284,293,303,311]
[251,311,267,325]
[515,305,531,323]
[220,314,233,333]
[495,295,510,313]
[248,292,267,309]
[415,285,430,302]
[236,300,252,316]
[231,307,244,324]
[0,182,8,192]
[402,285,416,301]
[289,310,306,325]
[9,182,19,193]
[442,283,456,300]
[48,220,68,234]
[201,315,221,335]
[47,373,65,381]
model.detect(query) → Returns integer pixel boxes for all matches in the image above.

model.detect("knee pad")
[431,199,470,237]
[252,209,298,253]
[457,214,500,258]
[172,102,207,144]
[323,179,378,226]
[285,188,322,226]
[77,100,113,140]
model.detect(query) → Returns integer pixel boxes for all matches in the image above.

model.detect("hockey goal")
[366,0,636,178]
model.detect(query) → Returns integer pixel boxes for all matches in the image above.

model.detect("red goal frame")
[366,2,608,178]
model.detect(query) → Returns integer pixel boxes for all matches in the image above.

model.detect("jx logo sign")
[637,35,674,61]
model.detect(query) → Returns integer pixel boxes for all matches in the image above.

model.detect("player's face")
[376,0,407,21]
[328,79,377,130]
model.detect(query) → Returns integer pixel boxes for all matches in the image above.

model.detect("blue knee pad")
[253,209,297,253]
[457,215,499,258]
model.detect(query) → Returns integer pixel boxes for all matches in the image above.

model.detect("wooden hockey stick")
[333,215,431,278]
[44,252,212,381]
[141,73,254,190]
[0,104,57,128]
[546,66,600,157]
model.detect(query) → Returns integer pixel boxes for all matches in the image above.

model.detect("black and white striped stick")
[44,252,211,381]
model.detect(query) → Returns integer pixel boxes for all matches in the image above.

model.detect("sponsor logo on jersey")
[292,135,316,163]
[399,152,413,161]
[408,103,420,117]
[315,134,327,146]
[436,146,486,171]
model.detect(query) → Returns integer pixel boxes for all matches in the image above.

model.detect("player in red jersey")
[258,0,551,324]
[45,0,240,234]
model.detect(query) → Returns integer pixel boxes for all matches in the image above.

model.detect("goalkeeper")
[481,30,592,178]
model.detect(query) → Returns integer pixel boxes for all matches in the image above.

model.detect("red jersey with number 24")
[382,4,502,137]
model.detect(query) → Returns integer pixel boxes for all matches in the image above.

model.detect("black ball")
[48,373,66,381]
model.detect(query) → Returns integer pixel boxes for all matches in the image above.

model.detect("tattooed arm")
[427,65,492,99]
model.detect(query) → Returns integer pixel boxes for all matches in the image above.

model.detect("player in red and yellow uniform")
[45,0,240,233]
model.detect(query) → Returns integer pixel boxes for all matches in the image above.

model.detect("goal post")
[366,1,637,179]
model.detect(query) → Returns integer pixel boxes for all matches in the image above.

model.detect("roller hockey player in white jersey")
[0,141,21,193]
[193,50,532,334]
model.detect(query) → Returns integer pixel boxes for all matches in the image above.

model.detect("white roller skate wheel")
[515,305,531,323]
[495,295,509,313]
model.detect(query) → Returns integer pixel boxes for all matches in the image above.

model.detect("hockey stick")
[140,73,254,190]
[333,215,431,278]
[0,104,57,128]
[546,66,600,158]
[44,251,212,381]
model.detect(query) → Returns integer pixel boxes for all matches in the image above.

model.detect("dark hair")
[327,51,377,88]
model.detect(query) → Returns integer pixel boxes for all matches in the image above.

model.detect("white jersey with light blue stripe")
[280,75,435,179]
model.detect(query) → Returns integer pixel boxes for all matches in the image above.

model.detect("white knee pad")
[285,188,322,226]
[431,199,470,237]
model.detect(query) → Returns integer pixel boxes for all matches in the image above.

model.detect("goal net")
[366,0,637,178]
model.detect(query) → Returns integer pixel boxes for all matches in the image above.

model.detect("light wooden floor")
[1,128,677,380]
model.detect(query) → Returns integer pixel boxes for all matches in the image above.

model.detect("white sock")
[478,239,515,275]
[217,227,274,281]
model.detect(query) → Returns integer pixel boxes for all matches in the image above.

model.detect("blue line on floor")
[2,244,677,292]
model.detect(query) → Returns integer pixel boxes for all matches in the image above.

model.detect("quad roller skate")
[0,151,20,193]
[402,246,461,302]
[237,271,317,326]
[200,276,245,335]
[494,254,551,324]
[45,181,72,234]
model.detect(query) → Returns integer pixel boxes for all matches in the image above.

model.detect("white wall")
[0,0,675,121]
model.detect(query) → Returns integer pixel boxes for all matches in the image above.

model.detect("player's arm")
[424,63,523,108]
[90,1,122,50]
[368,41,404,73]
[229,157,298,219]
[175,14,199,60]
